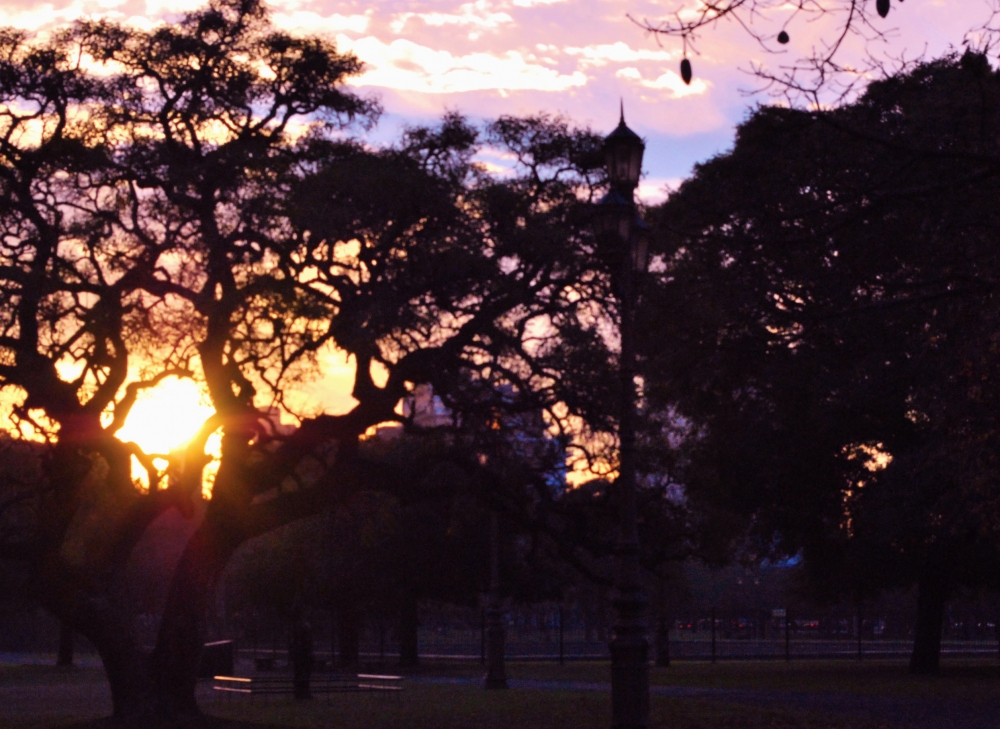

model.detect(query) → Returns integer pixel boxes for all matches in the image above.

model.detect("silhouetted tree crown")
[647,51,1000,673]
[0,0,636,717]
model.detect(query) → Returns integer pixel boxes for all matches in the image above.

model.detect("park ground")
[3,658,1000,729]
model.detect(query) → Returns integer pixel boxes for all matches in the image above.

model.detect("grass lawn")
[500,657,1000,701]
[6,657,997,728]
[205,684,886,729]
[1,665,112,729]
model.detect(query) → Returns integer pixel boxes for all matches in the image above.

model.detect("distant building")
[403,384,454,429]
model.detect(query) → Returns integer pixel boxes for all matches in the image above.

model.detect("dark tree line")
[215,408,688,669]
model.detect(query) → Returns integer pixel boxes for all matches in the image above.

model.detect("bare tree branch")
[632,0,1000,104]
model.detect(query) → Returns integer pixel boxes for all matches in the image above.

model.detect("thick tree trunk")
[399,593,419,668]
[909,559,950,675]
[39,561,155,717]
[337,599,360,667]
[72,610,154,717]
[98,639,156,718]
[151,515,237,717]
[57,620,74,667]
[33,435,191,719]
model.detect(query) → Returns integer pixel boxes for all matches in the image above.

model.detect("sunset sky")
[5,0,995,202]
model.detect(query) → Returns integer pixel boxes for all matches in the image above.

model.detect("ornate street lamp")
[604,103,645,194]
[597,104,650,729]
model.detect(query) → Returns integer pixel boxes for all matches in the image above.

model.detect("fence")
[226,602,1000,666]
[4,601,998,665]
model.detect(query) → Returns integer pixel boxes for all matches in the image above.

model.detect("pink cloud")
[3,0,995,182]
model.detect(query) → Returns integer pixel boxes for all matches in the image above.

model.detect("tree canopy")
[646,51,1000,673]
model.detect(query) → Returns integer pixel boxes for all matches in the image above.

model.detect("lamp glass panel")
[628,147,643,187]
[606,141,643,187]
[603,146,615,181]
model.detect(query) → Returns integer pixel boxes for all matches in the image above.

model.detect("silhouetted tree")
[0,0,625,717]
[646,52,1000,674]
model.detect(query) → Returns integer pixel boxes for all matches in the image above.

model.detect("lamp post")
[597,104,649,729]
[484,511,508,690]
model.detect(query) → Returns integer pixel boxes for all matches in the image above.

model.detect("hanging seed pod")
[777,30,790,44]
[876,0,890,18]
[680,58,692,85]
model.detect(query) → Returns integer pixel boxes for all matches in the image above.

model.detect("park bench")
[213,673,403,698]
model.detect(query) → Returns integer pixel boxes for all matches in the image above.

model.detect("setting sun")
[114,376,216,457]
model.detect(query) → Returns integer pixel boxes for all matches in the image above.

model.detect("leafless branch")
[631,0,1000,105]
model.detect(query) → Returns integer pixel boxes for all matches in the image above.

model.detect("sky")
[3,0,995,203]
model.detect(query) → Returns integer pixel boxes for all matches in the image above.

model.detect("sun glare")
[115,377,215,456]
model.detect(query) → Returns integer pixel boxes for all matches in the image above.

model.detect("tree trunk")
[33,437,193,720]
[909,559,949,675]
[654,578,670,667]
[57,620,74,667]
[151,515,237,717]
[995,612,1000,660]
[655,616,670,667]
[98,638,156,718]
[39,560,155,718]
[337,599,360,667]
[74,612,155,717]
[399,593,419,668]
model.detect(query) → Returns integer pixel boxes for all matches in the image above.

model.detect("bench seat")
[213,673,403,696]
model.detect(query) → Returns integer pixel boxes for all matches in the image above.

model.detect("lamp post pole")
[599,105,650,729]
[484,511,508,690]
